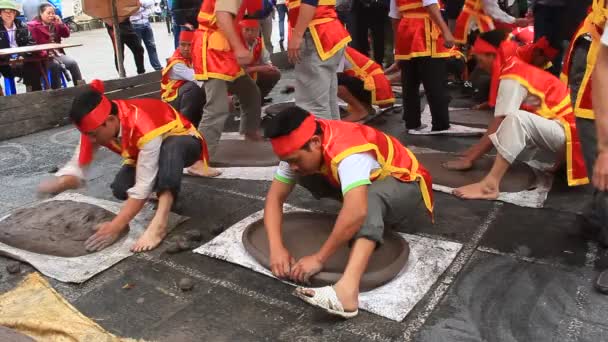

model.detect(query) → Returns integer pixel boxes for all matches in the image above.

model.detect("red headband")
[473,38,519,106]
[471,37,498,55]
[75,79,111,132]
[239,19,259,28]
[270,114,317,158]
[179,30,194,42]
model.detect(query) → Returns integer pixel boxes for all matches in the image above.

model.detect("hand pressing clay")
[0,200,127,257]
[179,277,194,291]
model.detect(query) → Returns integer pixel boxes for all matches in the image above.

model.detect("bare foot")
[186,160,222,177]
[452,180,499,200]
[442,158,473,171]
[131,217,168,252]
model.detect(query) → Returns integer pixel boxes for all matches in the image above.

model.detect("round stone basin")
[242,212,410,291]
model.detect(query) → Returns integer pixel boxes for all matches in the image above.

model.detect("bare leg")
[186,160,222,177]
[452,152,511,200]
[338,85,372,122]
[131,191,173,252]
[296,238,376,312]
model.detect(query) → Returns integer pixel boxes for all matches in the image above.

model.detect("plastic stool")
[3,76,17,96]
[41,70,67,90]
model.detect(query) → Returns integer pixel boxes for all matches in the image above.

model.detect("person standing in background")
[351,0,389,65]
[275,0,287,50]
[170,0,201,49]
[105,20,146,76]
[259,1,274,54]
[130,0,163,71]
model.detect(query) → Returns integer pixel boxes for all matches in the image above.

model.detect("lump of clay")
[179,277,194,291]
[242,212,410,291]
[211,140,279,167]
[0,200,127,257]
[6,261,21,274]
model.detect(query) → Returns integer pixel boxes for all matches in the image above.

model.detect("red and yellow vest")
[343,47,395,107]
[318,119,434,217]
[245,36,265,80]
[78,99,209,168]
[560,0,607,120]
[499,59,589,186]
[286,0,351,61]
[395,0,453,60]
[454,0,495,44]
[192,0,259,81]
[161,49,191,102]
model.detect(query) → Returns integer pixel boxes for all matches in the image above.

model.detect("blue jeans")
[132,22,163,70]
[172,20,181,49]
[276,4,288,41]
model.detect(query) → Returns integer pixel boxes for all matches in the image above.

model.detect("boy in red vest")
[262,106,433,318]
[240,19,281,101]
[38,80,218,253]
[445,30,588,200]
[161,30,206,138]
[337,46,395,122]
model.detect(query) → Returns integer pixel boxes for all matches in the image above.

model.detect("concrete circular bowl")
[242,212,410,291]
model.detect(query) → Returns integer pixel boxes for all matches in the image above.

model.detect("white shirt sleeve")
[126,136,162,199]
[55,141,98,180]
[494,79,528,117]
[482,0,516,24]
[422,0,439,6]
[168,63,196,82]
[602,22,608,46]
[336,153,380,194]
[274,161,297,184]
[389,0,400,19]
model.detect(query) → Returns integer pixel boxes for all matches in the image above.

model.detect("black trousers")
[168,81,206,128]
[110,135,202,200]
[533,4,565,76]
[400,57,450,130]
[352,3,388,65]
[106,25,146,75]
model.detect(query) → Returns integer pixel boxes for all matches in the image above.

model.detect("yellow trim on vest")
[308,18,351,61]
[398,3,424,11]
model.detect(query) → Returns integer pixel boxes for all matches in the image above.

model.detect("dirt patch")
[0,200,126,257]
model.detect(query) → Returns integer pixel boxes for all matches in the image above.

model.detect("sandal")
[293,285,359,319]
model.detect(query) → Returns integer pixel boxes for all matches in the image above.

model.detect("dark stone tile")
[480,204,587,266]
[416,251,608,342]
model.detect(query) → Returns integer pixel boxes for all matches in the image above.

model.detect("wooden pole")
[111,0,126,78]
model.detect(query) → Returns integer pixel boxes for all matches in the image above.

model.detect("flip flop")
[293,285,359,319]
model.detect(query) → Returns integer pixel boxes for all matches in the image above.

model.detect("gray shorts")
[297,175,423,244]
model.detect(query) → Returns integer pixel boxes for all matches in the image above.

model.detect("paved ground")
[2,21,608,342]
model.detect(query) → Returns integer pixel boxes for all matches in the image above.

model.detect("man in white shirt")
[130,0,163,70]
[262,106,433,318]
[38,81,218,253]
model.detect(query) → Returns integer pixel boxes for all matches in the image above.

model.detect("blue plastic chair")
[41,70,67,90]
[3,76,17,96]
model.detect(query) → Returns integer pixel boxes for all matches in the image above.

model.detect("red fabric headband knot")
[270,114,317,158]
